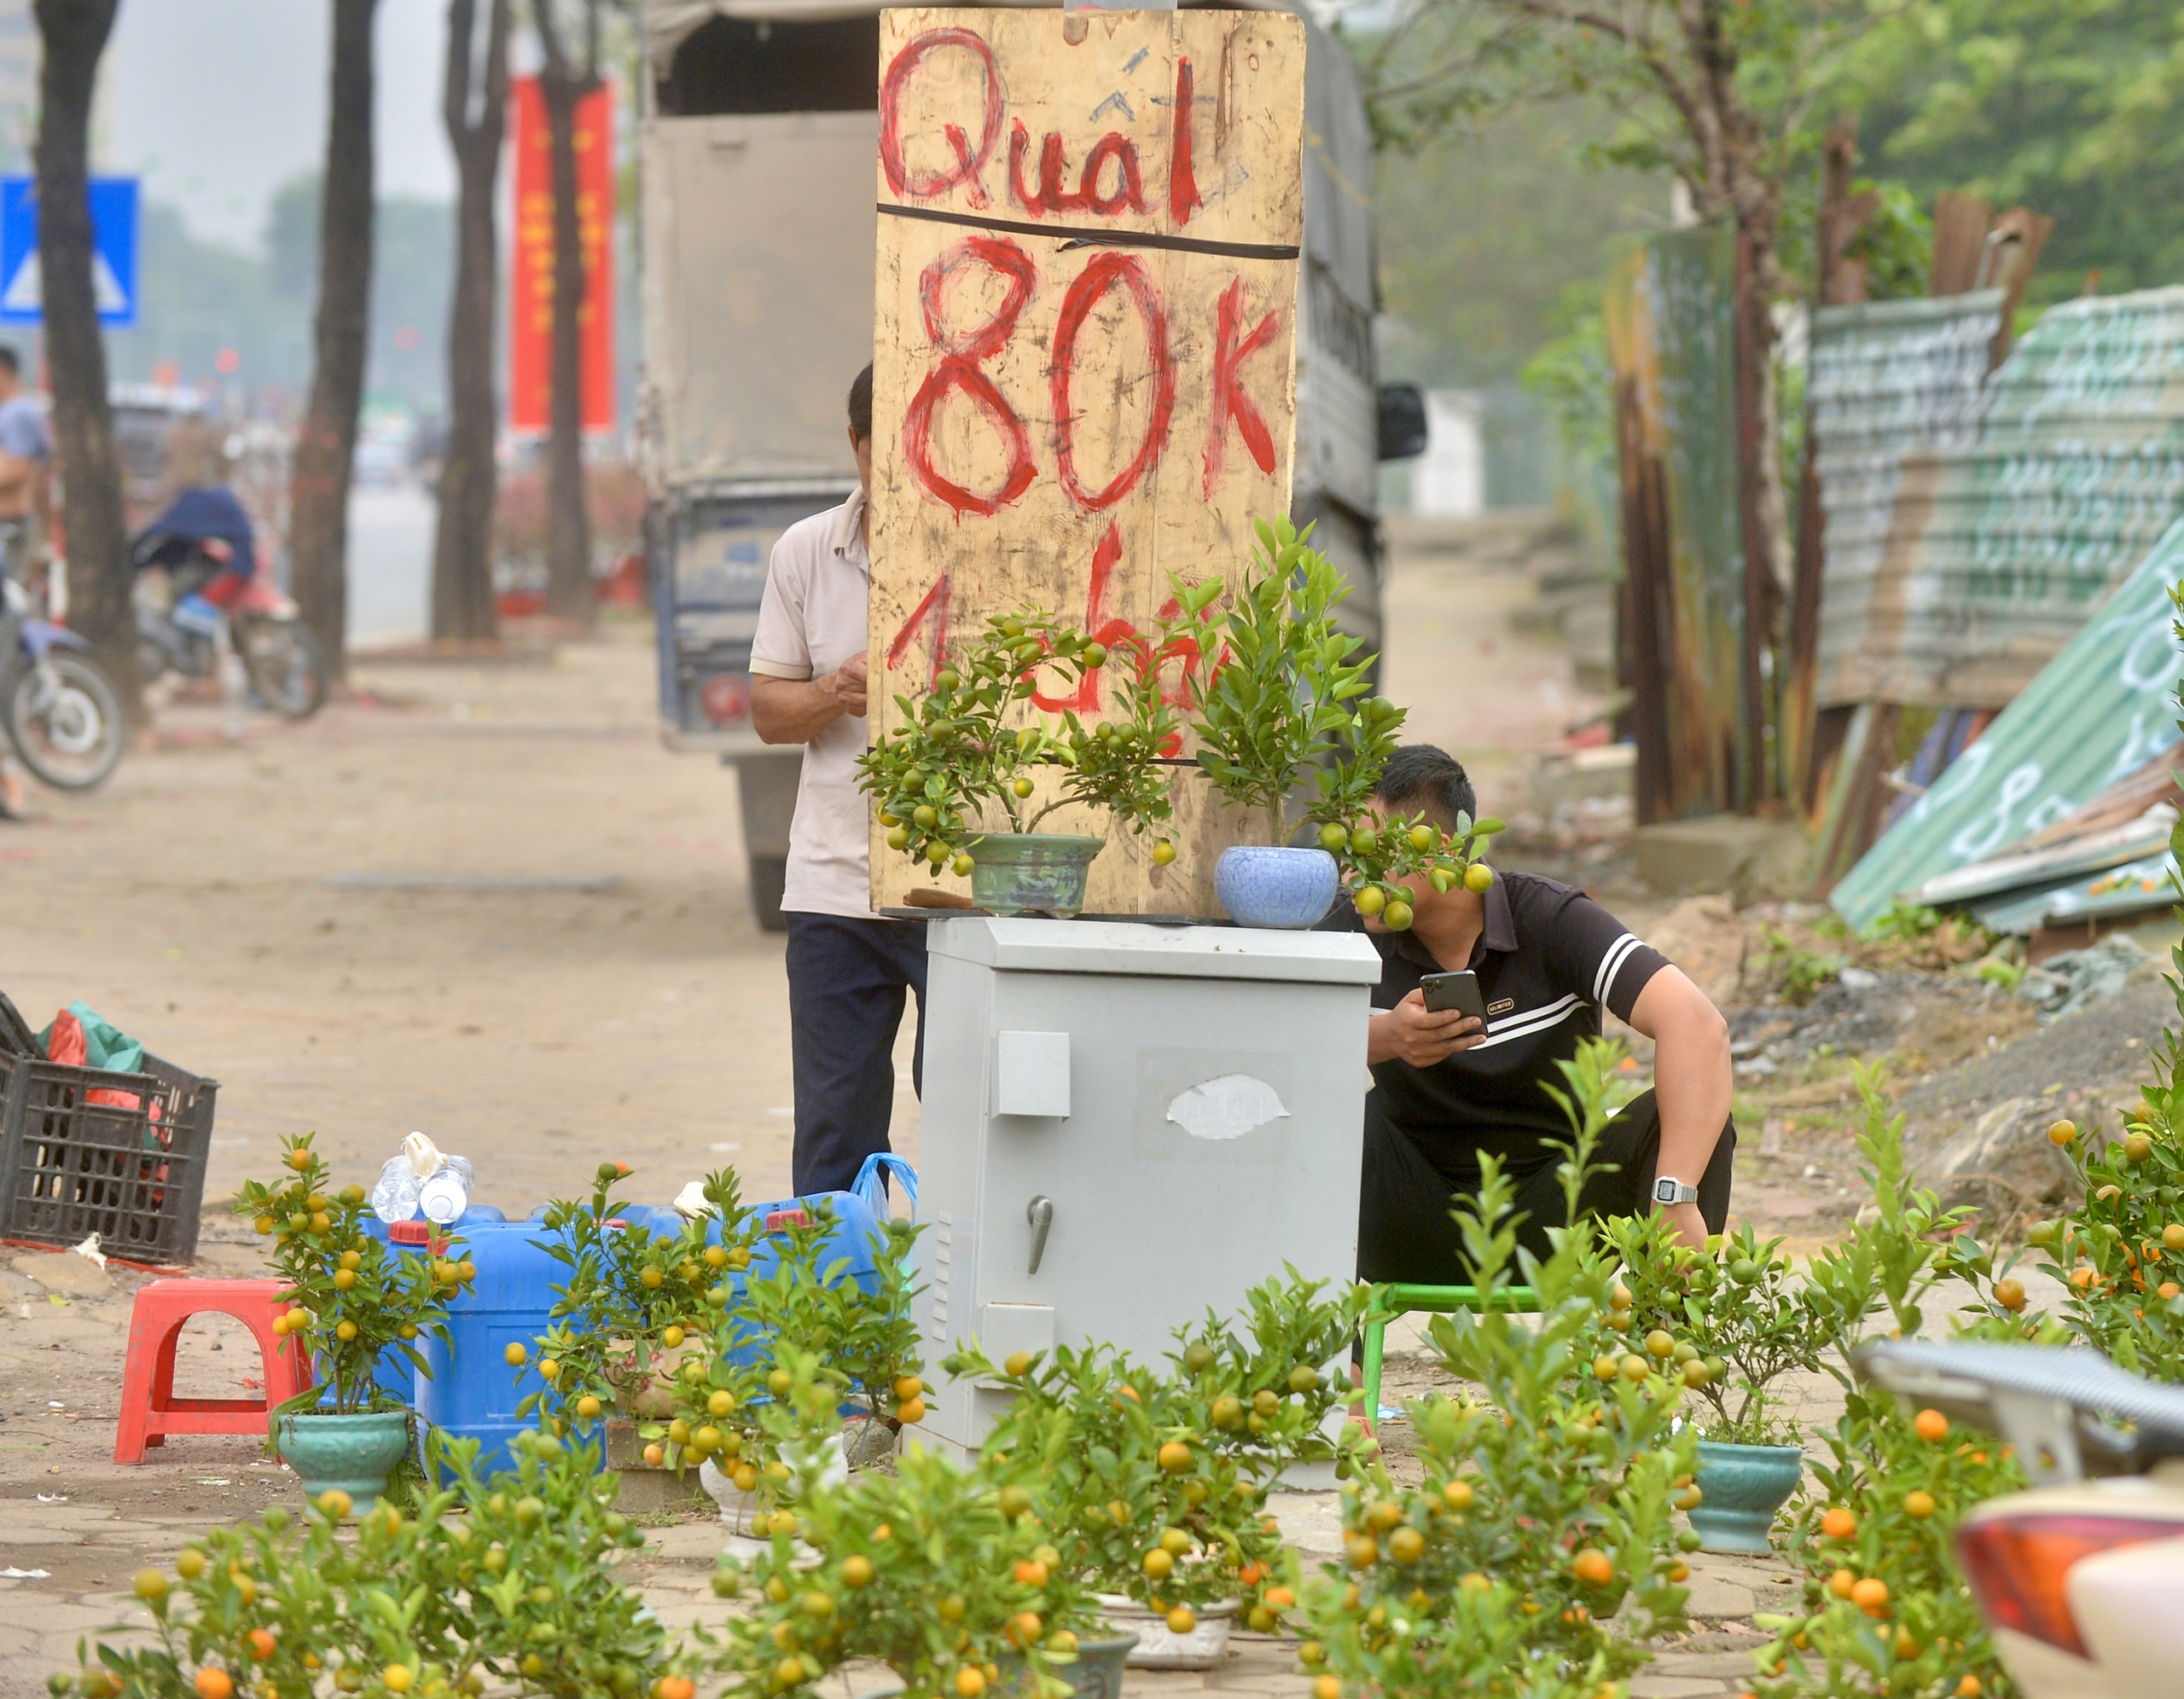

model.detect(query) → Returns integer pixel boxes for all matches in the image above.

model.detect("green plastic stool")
[1359,1282,1542,1424]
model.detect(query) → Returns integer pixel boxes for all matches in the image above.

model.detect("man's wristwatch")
[1651,1176,1699,1207]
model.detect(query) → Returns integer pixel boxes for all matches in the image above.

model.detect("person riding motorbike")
[133,483,260,597]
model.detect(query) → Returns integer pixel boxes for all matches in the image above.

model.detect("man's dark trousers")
[786,913,927,1197]
[1357,1088,1735,1282]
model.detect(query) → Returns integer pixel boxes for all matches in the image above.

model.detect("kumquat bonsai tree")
[235,1132,469,1416]
[951,1271,1364,1640]
[520,1163,762,1433]
[1164,516,1501,927]
[700,1352,1102,1699]
[62,1424,671,1699]
[1163,518,1395,853]
[949,1340,1278,1638]
[652,1201,926,1516]
[1298,1041,1699,1699]
[1749,1070,2021,1699]
[859,604,1182,877]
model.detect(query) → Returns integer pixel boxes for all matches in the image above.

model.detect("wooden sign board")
[868,6,1306,917]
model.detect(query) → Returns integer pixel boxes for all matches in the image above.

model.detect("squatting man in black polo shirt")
[1356,745,1735,1279]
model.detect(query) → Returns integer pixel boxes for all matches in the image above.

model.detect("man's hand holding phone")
[1368,990,1484,1067]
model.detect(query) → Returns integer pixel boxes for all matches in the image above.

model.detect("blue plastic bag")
[852,1152,918,1220]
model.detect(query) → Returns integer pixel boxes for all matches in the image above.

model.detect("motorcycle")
[0,569,123,794]
[1858,1337,2184,1698]
[133,498,328,721]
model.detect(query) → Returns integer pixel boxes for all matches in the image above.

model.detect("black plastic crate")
[0,1047,219,1270]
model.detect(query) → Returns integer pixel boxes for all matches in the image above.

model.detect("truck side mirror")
[1376,382,1429,461]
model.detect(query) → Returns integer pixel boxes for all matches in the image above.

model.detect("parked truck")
[640,0,1425,930]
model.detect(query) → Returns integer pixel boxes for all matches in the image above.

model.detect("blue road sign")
[0,177,138,328]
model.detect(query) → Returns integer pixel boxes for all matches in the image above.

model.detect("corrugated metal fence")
[1815,287,2184,711]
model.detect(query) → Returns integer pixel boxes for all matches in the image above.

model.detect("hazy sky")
[105,0,458,252]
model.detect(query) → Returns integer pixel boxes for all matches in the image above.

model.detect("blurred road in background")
[345,483,435,649]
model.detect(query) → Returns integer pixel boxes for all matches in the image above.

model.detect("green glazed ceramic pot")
[965,833,1105,917]
[1691,1439,1805,1554]
[276,1409,412,1502]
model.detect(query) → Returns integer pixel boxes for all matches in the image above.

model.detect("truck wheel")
[748,855,788,933]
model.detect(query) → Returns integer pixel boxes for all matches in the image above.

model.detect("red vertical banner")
[508,76,615,434]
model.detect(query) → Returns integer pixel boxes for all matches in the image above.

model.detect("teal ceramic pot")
[965,834,1105,917]
[1691,1440,1805,1554]
[1002,1633,1138,1699]
[276,1409,413,1502]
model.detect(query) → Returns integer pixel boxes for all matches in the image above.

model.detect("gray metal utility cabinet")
[912,916,1381,1460]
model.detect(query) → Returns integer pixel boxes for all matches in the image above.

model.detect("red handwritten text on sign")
[868,9,1305,912]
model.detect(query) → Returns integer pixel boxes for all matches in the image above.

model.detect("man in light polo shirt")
[749,364,926,1197]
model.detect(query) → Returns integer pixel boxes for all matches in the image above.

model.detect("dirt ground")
[0,517,2168,1697]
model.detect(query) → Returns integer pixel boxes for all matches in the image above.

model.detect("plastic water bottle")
[370,1157,422,1224]
[418,1156,475,1226]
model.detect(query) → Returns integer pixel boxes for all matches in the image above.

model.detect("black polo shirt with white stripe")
[1366,871,1670,1183]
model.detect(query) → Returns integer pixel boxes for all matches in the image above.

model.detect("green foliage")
[701,1354,1100,1699]
[1745,1069,2015,1699]
[1320,809,1504,931]
[1798,1067,1981,1352]
[1844,181,1935,299]
[2015,1107,2184,1382]
[525,1163,761,1424]
[1167,517,1403,845]
[948,1342,1278,1614]
[1757,925,1848,1006]
[65,1427,664,1699]
[857,608,1179,876]
[231,1134,461,1417]
[1864,902,1947,945]
[1373,96,1665,389]
[1754,1395,2020,1699]
[1602,1215,1832,1446]
[1300,1039,1697,1698]
[1520,295,1614,470]
[949,1271,1364,1615]
[659,1202,925,1519]
[735,1204,925,1424]
[1825,0,2184,299]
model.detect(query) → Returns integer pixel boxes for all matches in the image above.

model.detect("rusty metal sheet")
[1605,223,1750,819]
[1815,287,2184,710]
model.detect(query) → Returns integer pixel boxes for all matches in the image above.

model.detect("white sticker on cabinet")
[1165,1075,1290,1140]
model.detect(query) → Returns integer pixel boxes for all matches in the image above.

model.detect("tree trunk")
[32,0,135,718]
[537,55,593,623]
[289,0,380,678]
[430,0,508,643]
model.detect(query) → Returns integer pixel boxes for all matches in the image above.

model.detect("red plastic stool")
[115,1279,313,1464]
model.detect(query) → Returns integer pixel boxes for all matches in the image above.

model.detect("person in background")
[0,344,51,817]
[1356,745,1735,1275]
[0,344,53,572]
[749,363,926,1197]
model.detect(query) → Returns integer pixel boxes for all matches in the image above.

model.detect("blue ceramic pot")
[276,1409,413,1503]
[1216,846,1339,929]
[1690,1439,1805,1553]
[966,833,1105,917]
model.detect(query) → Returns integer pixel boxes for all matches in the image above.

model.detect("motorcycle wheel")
[235,615,329,719]
[6,651,124,791]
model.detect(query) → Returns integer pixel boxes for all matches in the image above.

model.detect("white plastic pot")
[1092,1594,1238,1670]
[698,1435,851,1535]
